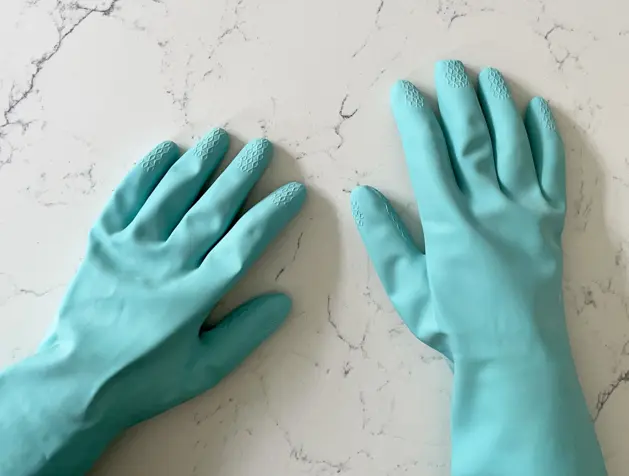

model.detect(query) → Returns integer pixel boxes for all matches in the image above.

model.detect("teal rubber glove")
[351,61,606,475]
[0,128,306,475]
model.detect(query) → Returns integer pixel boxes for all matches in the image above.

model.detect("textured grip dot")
[351,199,365,227]
[236,139,270,174]
[372,189,413,244]
[271,182,302,207]
[140,141,177,172]
[384,201,409,242]
[443,60,469,88]
[485,68,510,100]
[191,128,227,160]
[538,98,557,131]
[400,80,424,108]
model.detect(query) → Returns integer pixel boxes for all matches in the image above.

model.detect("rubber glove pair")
[0,60,607,476]
[351,60,607,475]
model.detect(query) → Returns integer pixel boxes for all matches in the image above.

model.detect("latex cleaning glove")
[351,61,607,475]
[0,128,306,475]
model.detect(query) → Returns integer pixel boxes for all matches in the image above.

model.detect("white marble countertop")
[1,0,628,474]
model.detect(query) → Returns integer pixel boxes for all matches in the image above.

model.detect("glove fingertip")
[256,292,292,321]
[390,80,426,112]
[350,185,386,227]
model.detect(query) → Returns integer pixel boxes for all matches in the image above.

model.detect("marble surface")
[1,0,629,474]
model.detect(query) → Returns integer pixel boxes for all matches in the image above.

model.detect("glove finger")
[524,97,566,210]
[192,294,290,390]
[199,182,306,298]
[131,128,229,241]
[96,140,180,233]
[435,60,499,197]
[390,80,462,224]
[350,185,430,330]
[168,139,273,266]
[477,68,539,199]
